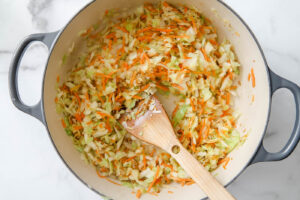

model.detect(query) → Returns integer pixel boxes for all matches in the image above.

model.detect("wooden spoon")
[121,96,235,200]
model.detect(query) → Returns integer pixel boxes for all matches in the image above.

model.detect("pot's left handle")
[8,31,59,124]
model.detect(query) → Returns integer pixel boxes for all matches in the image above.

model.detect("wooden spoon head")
[120,96,179,152]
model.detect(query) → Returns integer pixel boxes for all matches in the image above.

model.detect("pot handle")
[8,31,58,124]
[251,70,300,164]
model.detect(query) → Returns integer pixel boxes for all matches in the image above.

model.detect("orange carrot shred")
[168,191,174,194]
[56,75,60,83]
[116,26,129,34]
[154,28,173,32]
[130,71,137,87]
[139,83,151,93]
[136,190,142,199]
[96,111,113,118]
[171,83,184,91]
[96,170,121,186]
[223,158,231,169]
[132,95,143,100]
[190,98,196,111]
[226,92,230,105]
[95,73,112,79]
[137,27,152,34]
[251,67,256,88]
[200,48,210,62]
[184,6,188,13]
[85,92,89,101]
[156,83,169,91]
[147,166,160,192]
[105,120,112,133]
[61,119,66,128]
[143,154,147,170]
[190,17,197,32]
[162,1,171,8]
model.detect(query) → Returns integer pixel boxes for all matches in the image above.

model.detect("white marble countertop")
[1,0,300,199]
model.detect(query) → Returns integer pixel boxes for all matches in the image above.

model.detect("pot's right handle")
[251,70,300,164]
[8,31,58,124]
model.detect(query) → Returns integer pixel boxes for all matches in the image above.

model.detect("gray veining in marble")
[0,0,299,199]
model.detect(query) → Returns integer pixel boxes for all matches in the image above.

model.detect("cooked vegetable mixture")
[55,1,241,197]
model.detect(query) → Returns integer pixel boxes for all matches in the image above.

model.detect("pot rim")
[40,0,271,199]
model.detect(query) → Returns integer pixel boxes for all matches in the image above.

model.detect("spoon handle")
[171,143,236,200]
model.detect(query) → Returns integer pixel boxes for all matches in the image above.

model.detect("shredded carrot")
[168,191,174,194]
[160,152,171,158]
[74,112,84,122]
[73,125,83,131]
[162,1,171,8]
[144,3,157,12]
[85,92,89,101]
[184,6,188,13]
[137,27,152,34]
[155,83,169,91]
[161,162,173,171]
[223,157,231,169]
[218,157,230,166]
[191,142,196,152]
[209,39,218,46]
[95,72,112,79]
[102,77,106,90]
[106,32,115,39]
[116,26,129,34]
[96,111,113,118]
[74,93,81,106]
[139,83,151,93]
[168,34,190,39]
[190,98,196,111]
[61,119,66,128]
[130,71,137,87]
[132,95,143,100]
[143,154,147,170]
[171,83,184,90]
[123,155,136,163]
[228,71,233,80]
[96,170,121,186]
[190,17,197,32]
[147,166,160,192]
[154,28,173,32]
[200,48,210,62]
[54,97,58,103]
[81,27,92,37]
[251,67,256,88]
[56,75,60,83]
[185,181,195,185]
[105,120,112,133]
[136,190,142,199]
[149,192,158,196]
[172,104,179,118]
[226,92,230,105]
[150,148,156,157]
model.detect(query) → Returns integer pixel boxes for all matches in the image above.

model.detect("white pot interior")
[43,0,270,199]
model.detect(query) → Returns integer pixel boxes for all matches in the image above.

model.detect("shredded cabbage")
[56,1,241,196]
